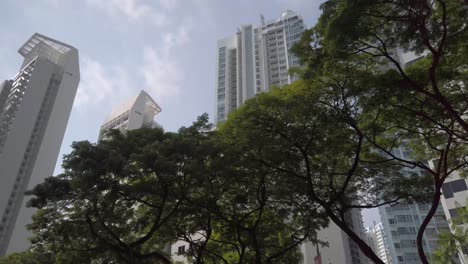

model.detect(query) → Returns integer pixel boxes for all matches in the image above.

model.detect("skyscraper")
[365,222,391,263]
[98,90,161,140]
[377,148,452,264]
[0,33,80,256]
[215,10,305,123]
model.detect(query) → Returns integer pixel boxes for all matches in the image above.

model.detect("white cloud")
[74,57,132,110]
[75,22,191,111]
[161,24,191,54]
[140,46,183,101]
[139,23,192,101]
[44,0,61,8]
[85,0,169,27]
[159,0,177,10]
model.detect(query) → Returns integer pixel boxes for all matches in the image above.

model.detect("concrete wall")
[301,221,350,264]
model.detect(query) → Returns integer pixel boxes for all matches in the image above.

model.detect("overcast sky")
[0,0,379,227]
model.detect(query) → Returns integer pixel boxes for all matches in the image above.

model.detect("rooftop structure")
[98,90,161,140]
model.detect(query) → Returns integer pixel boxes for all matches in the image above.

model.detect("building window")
[418,204,430,211]
[425,228,437,235]
[442,179,468,198]
[398,227,417,235]
[178,245,185,254]
[395,215,413,223]
[449,208,459,218]
[405,253,418,261]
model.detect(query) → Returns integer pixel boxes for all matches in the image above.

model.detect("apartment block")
[0,33,80,255]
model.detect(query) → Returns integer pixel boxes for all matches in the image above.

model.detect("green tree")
[25,127,193,263]
[173,116,324,263]
[219,80,437,264]
[291,1,468,262]
[432,200,468,263]
[1,114,318,264]
[0,251,51,264]
[296,0,468,136]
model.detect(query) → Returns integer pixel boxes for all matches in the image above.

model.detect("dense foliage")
[432,199,468,263]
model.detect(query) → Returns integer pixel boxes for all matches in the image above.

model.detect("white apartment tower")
[377,148,453,264]
[215,10,305,123]
[99,90,161,140]
[0,33,80,255]
[378,202,449,263]
[365,222,391,263]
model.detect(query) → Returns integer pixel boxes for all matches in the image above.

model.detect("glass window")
[398,227,417,235]
[178,245,185,254]
[396,215,413,222]
[451,179,468,193]
[449,208,459,218]
[401,240,416,248]
[419,204,430,211]
[425,228,437,235]
[405,253,418,261]
[443,179,468,198]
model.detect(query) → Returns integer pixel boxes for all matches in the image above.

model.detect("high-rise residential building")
[98,90,161,140]
[301,210,367,264]
[376,148,452,264]
[215,10,305,123]
[365,222,391,263]
[378,201,449,264]
[439,170,468,263]
[0,33,80,256]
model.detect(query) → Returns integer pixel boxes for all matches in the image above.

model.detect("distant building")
[98,90,161,140]
[0,33,80,256]
[215,10,305,123]
[439,170,468,263]
[377,148,452,264]
[301,209,367,264]
[378,201,450,264]
[170,233,204,263]
[365,223,391,263]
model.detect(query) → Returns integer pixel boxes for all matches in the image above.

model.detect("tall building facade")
[365,222,391,263]
[301,210,368,264]
[377,148,452,264]
[378,201,449,264]
[215,10,305,123]
[439,170,468,263]
[99,90,161,140]
[0,33,80,255]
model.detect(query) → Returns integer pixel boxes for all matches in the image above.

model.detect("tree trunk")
[416,185,442,264]
[326,208,385,264]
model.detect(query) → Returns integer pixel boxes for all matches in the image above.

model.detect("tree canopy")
[1,115,319,264]
[289,0,467,262]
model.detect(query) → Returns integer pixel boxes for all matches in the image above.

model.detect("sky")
[0,0,379,227]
